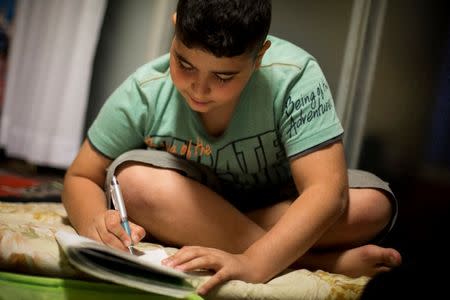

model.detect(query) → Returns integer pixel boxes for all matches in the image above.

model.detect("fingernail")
[132,234,138,242]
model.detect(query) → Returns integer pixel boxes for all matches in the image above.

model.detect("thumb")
[129,222,146,243]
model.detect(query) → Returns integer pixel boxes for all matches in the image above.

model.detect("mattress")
[0,201,369,299]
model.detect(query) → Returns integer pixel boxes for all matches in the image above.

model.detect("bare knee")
[317,188,393,248]
[114,163,182,211]
[348,188,393,240]
[355,189,392,226]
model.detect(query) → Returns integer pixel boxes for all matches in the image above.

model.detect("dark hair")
[175,0,271,57]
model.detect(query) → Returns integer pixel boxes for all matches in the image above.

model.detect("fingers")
[96,210,146,251]
[103,210,133,247]
[161,246,233,296]
[198,270,230,296]
[95,211,126,250]
[164,246,220,269]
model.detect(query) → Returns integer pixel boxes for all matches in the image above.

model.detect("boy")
[62,0,402,296]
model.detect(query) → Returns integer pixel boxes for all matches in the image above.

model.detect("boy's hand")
[162,246,265,296]
[87,209,146,251]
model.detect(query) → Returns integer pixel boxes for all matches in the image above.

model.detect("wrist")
[240,250,276,283]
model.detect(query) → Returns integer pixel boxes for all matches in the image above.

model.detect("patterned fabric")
[0,201,369,299]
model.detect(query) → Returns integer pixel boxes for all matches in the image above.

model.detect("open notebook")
[55,230,201,299]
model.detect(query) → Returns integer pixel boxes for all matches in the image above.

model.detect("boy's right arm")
[62,139,145,251]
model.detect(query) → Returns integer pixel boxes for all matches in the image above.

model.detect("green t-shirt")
[88,35,343,191]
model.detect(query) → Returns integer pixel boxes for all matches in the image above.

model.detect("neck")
[199,102,238,137]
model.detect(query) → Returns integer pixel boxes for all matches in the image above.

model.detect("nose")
[191,76,211,96]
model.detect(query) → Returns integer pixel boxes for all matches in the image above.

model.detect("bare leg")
[118,164,401,277]
[249,188,393,248]
[116,164,264,253]
[247,188,402,277]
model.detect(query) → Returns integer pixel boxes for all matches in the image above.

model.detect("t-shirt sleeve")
[87,74,152,159]
[278,59,344,158]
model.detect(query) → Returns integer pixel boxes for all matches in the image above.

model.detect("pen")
[110,175,134,255]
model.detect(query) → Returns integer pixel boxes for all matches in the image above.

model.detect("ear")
[172,13,177,26]
[254,40,271,69]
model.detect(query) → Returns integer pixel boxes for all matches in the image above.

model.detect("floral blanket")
[0,201,369,299]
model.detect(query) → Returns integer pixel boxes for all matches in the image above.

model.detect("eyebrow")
[174,51,240,76]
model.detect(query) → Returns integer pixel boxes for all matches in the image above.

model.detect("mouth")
[189,95,211,106]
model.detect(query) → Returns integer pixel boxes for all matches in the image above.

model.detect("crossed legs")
[117,164,402,278]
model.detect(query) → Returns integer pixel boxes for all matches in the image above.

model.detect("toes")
[361,245,402,268]
[374,265,392,274]
[383,248,402,267]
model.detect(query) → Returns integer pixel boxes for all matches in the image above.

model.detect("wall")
[84,0,176,134]
[362,0,449,177]
[270,0,353,94]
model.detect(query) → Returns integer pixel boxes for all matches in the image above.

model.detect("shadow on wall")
[358,11,450,295]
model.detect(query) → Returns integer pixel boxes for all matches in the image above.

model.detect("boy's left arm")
[164,140,349,295]
[248,139,349,271]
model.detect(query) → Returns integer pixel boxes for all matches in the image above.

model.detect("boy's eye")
[179,60,194,71]
[216,74,233,83]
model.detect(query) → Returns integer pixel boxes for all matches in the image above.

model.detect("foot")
[332,244,402,277]
[297,244,402,278]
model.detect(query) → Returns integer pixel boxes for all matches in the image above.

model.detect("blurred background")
[0,0,449,274]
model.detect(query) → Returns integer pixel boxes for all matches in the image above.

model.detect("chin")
[188,104,210,113]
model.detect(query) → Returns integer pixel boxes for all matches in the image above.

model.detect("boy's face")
[169,37,266,115]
